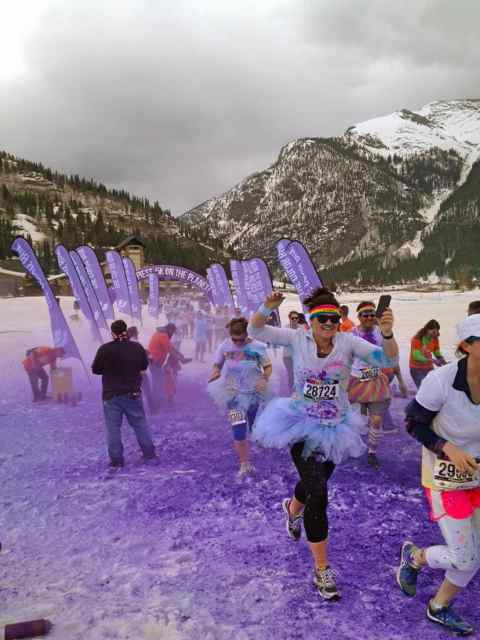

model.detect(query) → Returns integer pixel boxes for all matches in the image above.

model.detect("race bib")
[433,458,480,491]
[303,378,339,402]
[360,367,379,381]
[227,409,246,426]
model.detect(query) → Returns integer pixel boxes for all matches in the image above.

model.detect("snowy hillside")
[0,152,227,274]
[348,99,480,159]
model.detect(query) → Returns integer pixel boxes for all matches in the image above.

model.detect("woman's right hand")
[265,292,285,310]
[442,442,479,474]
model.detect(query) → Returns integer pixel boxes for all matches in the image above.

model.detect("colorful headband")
[358,305,375,314]
[309,305,341,319]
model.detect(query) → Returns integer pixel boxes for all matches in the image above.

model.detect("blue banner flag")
[70,250,108,334]
[55,245,103,343]
[106,250,132,318]
[147,272,159,319]
[76,245,114,320]
[11,237,82,361]
[230,259,248,313]
[123,257,142,324]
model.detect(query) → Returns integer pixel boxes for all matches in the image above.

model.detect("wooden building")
[114,235,146,270]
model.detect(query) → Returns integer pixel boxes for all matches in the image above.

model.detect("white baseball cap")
[457,315,480,342]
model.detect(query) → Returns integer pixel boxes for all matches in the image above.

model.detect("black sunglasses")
[465,336,480,344]
[359,312,376,319]
[315,315,341,325]
[290,316,299,321]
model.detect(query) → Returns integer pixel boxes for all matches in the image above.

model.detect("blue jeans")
[103,393,155,464]
[410,367,431,389]
[27,368,49,400]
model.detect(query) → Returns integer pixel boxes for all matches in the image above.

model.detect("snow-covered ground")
[13,213,47,243]
[1,292,479,639]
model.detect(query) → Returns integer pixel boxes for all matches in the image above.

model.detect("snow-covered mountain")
[182,99,480,285]
[348,99,480,159]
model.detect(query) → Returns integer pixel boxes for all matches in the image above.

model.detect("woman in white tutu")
[248,288,398,599]
[208,317,272,477]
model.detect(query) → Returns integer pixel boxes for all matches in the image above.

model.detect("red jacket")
[22,347,58,372]
[340,318,354,332]
[148,332,171,365]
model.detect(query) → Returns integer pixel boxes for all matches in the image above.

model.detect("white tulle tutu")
[208,377,261,413]
[253,397,366,463]
[207,359,277,415]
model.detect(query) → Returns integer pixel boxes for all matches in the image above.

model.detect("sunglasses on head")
[315,315,341,325]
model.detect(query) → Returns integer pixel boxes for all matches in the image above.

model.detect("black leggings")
[290,442,335,543]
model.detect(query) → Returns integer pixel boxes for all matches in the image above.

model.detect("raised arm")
[350,308,399,367]
[248,292,297,347]
[377,308,399,362]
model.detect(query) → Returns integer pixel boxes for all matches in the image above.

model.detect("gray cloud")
[1,0,478,213]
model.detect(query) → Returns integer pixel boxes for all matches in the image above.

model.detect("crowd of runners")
[20,290,480,636]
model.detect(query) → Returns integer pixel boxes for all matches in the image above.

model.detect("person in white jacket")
[248,287,398,600]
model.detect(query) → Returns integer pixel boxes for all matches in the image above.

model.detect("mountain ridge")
[182,99,480,286]
[0,150,228,275]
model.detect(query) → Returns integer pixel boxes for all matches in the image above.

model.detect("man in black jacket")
[92,319,156,468]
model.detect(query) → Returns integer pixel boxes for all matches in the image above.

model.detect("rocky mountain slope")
[0,151,226,274]
[182,99,480,286]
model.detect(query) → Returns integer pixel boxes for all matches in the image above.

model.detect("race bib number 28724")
[303,378,339,402]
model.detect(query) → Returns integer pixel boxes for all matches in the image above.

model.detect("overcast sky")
[1,0,478,214]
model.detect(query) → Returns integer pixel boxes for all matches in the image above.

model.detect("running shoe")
[238,462,254,477]
[106,460,124,476]
[426,601,474,636]
[396,541,421,597]
[367,452,380,470]
[314,567,341,600]
[282,498,303,541]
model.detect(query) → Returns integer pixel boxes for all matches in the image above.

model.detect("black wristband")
[381,332,394,339]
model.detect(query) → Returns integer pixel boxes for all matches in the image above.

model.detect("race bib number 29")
[303,378,339,402]
[433,458,480,491]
